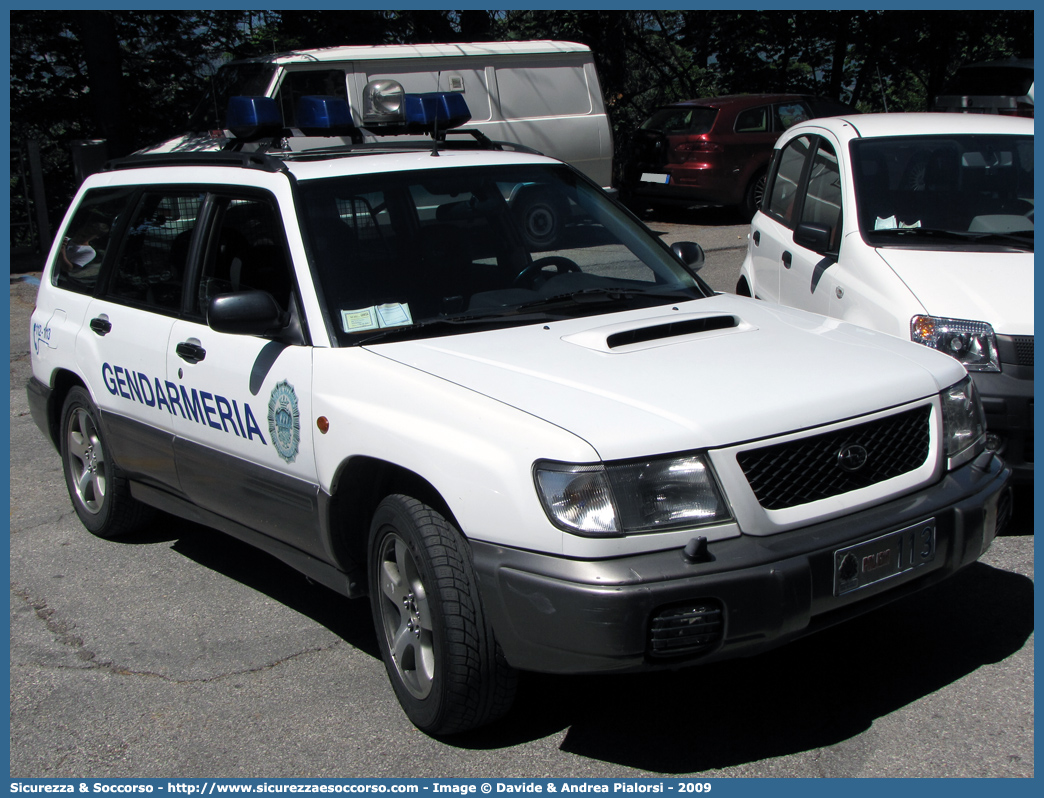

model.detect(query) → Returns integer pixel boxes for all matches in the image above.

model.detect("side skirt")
[130,481,364,598]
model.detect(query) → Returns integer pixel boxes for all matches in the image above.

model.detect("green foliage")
[9,9,1033,248]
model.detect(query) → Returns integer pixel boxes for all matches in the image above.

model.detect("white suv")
[739,113,1033,483]
[28,94,1012,735]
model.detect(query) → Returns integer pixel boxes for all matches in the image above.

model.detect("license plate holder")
[834,519,936,596]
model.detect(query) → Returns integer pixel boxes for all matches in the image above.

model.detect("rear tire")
[60,386,153,539]
[368,494,517,735]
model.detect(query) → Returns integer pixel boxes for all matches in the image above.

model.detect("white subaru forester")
[28,92,1012,735]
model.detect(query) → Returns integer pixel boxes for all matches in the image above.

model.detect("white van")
[151,40,614,190]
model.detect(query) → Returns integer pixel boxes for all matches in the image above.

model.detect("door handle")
[89,317,111,336]
[782,251,793,269]
[752,230,760,246]
[176,341,207,364]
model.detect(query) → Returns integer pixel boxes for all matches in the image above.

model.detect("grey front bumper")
[473,452,1011,674]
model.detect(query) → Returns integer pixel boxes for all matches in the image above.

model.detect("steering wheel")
[513,256,581,288]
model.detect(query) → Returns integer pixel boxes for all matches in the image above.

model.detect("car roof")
[786,112,1034,141]
[281,147,557,181]
[666,94,825,109]
[230,40,591,66]
[95,146,560,187]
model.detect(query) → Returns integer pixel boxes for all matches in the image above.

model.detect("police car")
[28,90,1012,735]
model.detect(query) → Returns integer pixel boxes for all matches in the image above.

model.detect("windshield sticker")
[875,215,921,230]
[341,303,413,333]
[101,363,267,446]
[268,380,301,464]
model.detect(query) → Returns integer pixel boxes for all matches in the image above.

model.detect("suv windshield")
[851,134,1034,248]
[296,163,708,345]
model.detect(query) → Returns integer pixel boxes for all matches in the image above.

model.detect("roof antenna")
[432,71,442,157]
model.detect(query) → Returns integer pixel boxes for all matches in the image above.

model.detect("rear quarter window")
[52,187,137,296]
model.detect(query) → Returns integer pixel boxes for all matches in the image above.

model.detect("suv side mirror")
[208,290,288,336]
[793,222,833,254]
[671,240,706,271]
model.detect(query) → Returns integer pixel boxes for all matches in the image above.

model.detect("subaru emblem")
[838,443,869,472]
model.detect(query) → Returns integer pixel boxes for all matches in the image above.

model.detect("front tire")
[368,494,517,735]
[60,386,152,539]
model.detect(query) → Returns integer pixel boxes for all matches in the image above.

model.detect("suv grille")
[1013,336,1034,367]
[649,601,723,657]
[737,405,932,510]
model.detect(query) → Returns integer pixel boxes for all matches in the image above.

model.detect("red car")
[621,93,858,218]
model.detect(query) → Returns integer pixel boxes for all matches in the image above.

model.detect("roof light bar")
[226,96,282,141]
[403,92,472,133]
[295,95,357,136]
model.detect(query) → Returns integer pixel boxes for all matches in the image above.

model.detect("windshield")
[296,163,709,345]
[851,134,1034,248]
[188,63,278,131]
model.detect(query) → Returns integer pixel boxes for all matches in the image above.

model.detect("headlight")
[940,376,987,470]
[534,455,732,537]
[911,315,1000,372]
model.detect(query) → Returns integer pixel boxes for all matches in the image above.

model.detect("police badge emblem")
[268,380,300,463]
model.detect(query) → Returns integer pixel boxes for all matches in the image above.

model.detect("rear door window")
[108,191,204,313]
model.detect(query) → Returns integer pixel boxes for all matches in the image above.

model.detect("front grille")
[1013,336,1034,367]
[649,600,723,657]
[737,405,932,510]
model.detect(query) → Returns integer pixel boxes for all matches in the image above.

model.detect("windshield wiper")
[514,287,700,313]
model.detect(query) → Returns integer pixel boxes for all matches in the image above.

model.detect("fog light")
[985,432,1005,454]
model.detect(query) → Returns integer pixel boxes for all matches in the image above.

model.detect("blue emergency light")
[295,95,358,136]
[402,92,472,132]
[226,96,282,141]
[225,89,471,143]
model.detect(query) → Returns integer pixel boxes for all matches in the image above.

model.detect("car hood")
[367,295,966,461]
[876,247,1034,335]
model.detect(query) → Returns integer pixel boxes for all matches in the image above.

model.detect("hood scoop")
[606,315,738,349]
[560,312,749,353]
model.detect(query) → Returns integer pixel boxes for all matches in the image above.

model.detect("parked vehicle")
[739,112,1033,481]
[934,58,1034,117]
[146,40,614,190]
[29,93,1011,736]
[620,94,858,218]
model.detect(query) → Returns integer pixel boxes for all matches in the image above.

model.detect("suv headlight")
[534,455,732,537]
[940,376,987,470]
[911,315,1000,372]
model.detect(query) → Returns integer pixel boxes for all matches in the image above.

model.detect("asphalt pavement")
[8,212,1034,778]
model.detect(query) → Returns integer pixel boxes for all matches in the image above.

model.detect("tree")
[10,9,1033,246]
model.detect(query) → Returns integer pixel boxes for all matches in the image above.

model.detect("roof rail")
[104,151,290,174]
[276,129,546,161]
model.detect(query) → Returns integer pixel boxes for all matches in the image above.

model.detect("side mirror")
[671,240,706,271]
[793,222,832,254]
[208,290,287,336]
